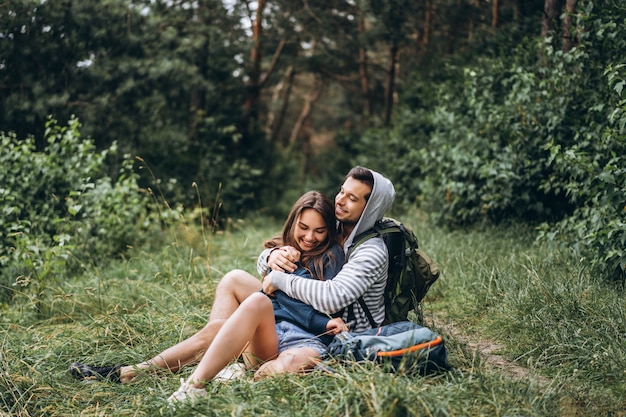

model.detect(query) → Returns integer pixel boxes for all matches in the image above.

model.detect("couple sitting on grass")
[70,166,396,404]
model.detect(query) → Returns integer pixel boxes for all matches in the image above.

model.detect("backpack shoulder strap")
[357,297,378,328]
[347,218,395,329]
[349,218,398,252]
[349,227,379,254]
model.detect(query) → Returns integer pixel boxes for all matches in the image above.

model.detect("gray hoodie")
[262,168,395,332]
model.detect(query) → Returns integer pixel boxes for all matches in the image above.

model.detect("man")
[70,166,395,383]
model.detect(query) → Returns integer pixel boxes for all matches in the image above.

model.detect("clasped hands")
[262,245,300,295]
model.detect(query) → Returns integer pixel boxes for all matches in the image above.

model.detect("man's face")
[335,176,371,225]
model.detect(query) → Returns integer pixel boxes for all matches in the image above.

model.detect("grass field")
[1,212,624,416]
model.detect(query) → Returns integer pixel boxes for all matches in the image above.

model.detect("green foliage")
[0,0,268,215]
[413,39,594,226]
[0,118,150,316]
[538,62,626,282]
[350,108,435,209]
[358,2,626,281]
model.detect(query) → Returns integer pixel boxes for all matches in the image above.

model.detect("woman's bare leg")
[119,269,262,383]
[208,269,263,320]
[185,292,278,389]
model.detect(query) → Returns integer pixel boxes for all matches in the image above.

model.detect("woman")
[167,190,347,404]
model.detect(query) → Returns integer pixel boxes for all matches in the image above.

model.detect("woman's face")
[293,208,329,253]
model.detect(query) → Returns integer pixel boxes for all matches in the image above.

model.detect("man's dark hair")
[346,166,374,201]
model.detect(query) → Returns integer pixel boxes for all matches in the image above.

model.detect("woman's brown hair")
[264,191,339,280]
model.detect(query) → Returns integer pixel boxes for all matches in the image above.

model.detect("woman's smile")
[299,238,318,250]
[294,209,328,253]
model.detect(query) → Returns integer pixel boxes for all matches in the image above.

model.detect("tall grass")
[417,220,626,416]
[1,212,624,416]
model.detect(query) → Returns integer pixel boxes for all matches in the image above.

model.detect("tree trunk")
[561,0,578,52]
[512,0,524,21]
[358,13,371,120]
[289,76,323,146]
[492,0,499,28]
[188,90,202,142]
[384,43,398,126]
[542,0,564,38]
[266,65,296,147]
[188,4,208,143]
[242,0,267,136]
[422,0,432,49]
[300,130,312,188]
[292,77,324,187]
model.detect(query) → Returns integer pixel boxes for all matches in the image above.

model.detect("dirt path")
[427,312,550,384]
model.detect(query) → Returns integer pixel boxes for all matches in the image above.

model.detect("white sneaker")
[214,362,246,382]
[167,378,207,405]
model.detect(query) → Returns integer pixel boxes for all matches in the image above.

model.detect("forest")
[1,1,625,415]
[2,0,624,285]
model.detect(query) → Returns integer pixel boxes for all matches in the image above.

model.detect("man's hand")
[268,246,300,273]
[325,317,350,335]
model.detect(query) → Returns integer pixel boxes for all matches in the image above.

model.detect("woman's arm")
[269,244,346,337]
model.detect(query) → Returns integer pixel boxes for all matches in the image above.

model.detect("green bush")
[358,2,625,281]
[539,63,626,282]
[0,117,152,314]
[418,39,596,226]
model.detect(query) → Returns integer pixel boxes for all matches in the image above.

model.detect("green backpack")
[349,217,441,326]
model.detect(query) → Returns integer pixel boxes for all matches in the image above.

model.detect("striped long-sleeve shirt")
[258,236,388,333]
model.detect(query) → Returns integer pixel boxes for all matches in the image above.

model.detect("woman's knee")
[217,269,246,290]
[217,269,261,297]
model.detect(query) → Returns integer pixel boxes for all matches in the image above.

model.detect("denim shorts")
[275,321,328,356]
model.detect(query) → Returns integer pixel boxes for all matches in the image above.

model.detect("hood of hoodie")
[342,169,395,253]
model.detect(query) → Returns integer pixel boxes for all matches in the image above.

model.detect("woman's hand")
[268,246,300,273]
[326,317,350,335]
[262,273,278,296]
